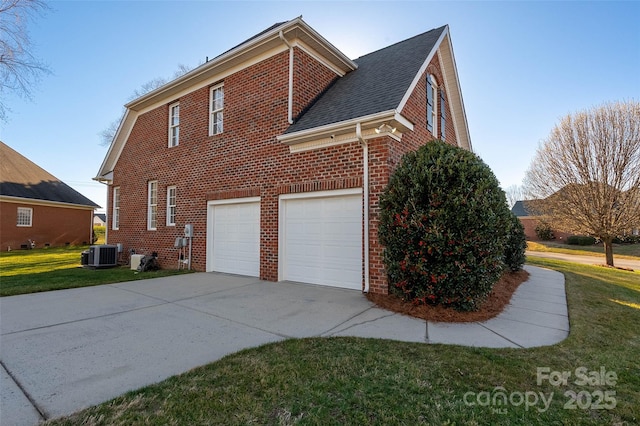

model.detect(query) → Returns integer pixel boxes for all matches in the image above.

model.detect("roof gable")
[285,26,446,134]
[0,142,100,208]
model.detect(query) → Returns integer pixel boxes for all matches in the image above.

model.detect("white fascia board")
[441,32,472,152]
[0,196,97,210]
[126,17,356,112]
[95,110,136,180]
[396,26,448,112]
[277,110,413,146]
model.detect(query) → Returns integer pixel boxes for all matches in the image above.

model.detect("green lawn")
[0,246,190,297]
[527,241,640,259]
[45,258,639,425]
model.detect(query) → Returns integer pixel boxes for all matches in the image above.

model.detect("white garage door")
[207,198,260,277]
[281,190,362,290]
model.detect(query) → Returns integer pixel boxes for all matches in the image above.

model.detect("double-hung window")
[440,89,446,140]
[166,186,176,226]
[169,102,180,147]
[209,84,224,135]
[426,74,438,136]
[17,207,32,227]
[112,187,120,230]
[148,181,158,230]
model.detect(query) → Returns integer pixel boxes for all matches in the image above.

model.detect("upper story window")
[169,102,180,147]
[440,89,446,141]
[166,186,176,226]
[112,187,120,230]
[426,74,438,136]
[17,207,32,227]
[148,181,158,230]
[209,84,224,135]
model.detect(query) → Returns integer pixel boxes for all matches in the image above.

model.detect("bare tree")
[524,100,640,266]
[99,64,195,146]
[0,0,49,121]
[504,184,525,209]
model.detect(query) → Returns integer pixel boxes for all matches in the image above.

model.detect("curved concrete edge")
[0,362,43,426]
[330,265,569,348]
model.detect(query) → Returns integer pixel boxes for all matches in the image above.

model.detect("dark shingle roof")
[511,200,540,217]
[0,141,100,208]
[285,25,446,134]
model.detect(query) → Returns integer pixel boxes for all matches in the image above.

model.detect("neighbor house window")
[166,186,176,226]
[440,89,446,140]
[17,207,32,227]
[112,187,120,230]
[148,181,158,230]
[169,102,180,147]
[426,74,438,136]
[209,84,224,135]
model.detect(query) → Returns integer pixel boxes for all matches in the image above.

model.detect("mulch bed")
[366,269,530,323]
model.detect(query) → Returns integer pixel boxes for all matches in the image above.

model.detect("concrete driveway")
[0,273,426,425]
[1,266,567,425]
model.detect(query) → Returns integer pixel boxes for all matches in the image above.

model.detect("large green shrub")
[378,141,512,311]
[535,221,555,241]
[504,213,527,272]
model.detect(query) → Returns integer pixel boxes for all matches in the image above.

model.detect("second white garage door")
[280,189,362,290]
[207,198,260,277]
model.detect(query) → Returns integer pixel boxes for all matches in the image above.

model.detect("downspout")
[356,123,370,293]
[279,31,294,124]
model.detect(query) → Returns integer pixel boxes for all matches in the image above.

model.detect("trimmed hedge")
[567,235,596,246]
[505,213,527,272]
[378,141,513,312]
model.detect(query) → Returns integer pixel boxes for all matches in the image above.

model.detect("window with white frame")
[169,102,180,147]
[440,89,446,140]
[17,207,32,227]
[148,181,158,230]
[166,186,176,226]
[112,187,120,230]
[209,84,224,135]
[426,74,438,136]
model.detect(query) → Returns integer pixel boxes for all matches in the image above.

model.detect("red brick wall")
[0,201,93,250]
[292,48,339,120]
[107,44,458,295]
[108,49,360,280]
[519,217,572,242]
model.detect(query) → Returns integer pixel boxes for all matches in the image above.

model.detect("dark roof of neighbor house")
[285,25,447,134]
[511,200,540,217]
[0,141,100,208]
[94,213,106,222]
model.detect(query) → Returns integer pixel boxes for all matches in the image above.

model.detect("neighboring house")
[95,17,472,294]
[93,213,107,226]
[511,200,571,241]
[0,142,100,250]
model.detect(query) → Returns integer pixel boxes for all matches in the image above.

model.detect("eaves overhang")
[277,110,413,152]
[0,195,99,210]
[126,17,357,113]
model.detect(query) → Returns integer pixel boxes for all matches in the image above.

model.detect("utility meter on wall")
[184,224,193,238]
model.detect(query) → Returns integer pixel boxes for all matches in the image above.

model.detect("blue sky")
[1,0,639,211]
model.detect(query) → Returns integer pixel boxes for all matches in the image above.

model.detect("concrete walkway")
[527,250,640,270]
[0,265,567,425]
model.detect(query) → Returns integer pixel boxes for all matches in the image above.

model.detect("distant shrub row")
[566,235,596,246]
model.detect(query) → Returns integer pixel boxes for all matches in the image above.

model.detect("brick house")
[95,18,471,294]
[0,142,100,250]
[511,200,571,242]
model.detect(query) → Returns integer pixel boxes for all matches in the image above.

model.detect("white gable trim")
[396,26,472,152]
[396,27,448,113]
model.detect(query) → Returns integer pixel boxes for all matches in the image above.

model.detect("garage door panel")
[209,201,260,277]
[282,193,362,290]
